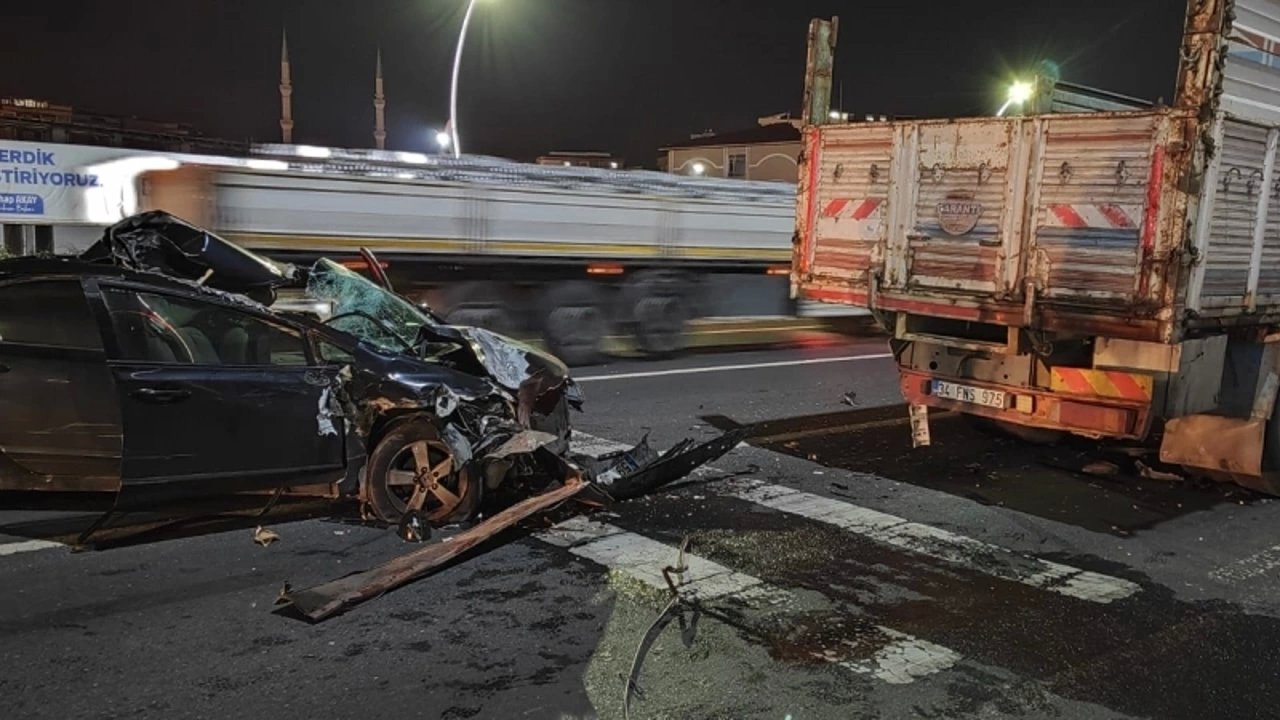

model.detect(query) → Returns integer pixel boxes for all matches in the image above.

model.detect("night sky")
[6,0,1187,165]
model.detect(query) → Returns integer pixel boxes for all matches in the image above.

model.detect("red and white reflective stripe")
[821,198,884,220]
[1045,203,1142,230]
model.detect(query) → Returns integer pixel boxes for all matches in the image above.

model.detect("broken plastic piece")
[254,525,281,547]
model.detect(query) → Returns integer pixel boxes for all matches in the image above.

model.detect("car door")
[0,278,122,491]
[94,281,345,505]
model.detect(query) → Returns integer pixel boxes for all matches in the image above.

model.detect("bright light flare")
[1007,81,1034,104]
[435,131,452,150]
[691,162,706,176]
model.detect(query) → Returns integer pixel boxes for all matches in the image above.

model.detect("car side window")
[0,280,103,350]
[101,288,308,367]
[314,336,356,365]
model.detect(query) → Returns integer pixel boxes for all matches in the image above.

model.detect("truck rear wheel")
[634,295,689,357]
[543,282,607,366]
[444,282,516,336]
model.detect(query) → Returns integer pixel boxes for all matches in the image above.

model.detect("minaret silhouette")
[280,29,294,144]
[374,48,387,150]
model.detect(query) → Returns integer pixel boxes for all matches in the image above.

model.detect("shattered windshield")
[306,258,439,352]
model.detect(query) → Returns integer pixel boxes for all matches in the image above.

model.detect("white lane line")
[574,353,893,383]
[0,539,62,556]
[1210,544,1280,583]
[723,479,1139,604]
[537,515,960,684]
[570,431,1139,604]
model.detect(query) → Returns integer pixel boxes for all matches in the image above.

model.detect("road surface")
[2,338,1279,719]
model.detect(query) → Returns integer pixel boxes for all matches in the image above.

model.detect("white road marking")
[1210,543,1280,583]
[841,628,963,685]
[537,515,960,684]
[0,539,62,556]
[723,479,1139,604]
[573,353,893,383]
[571,431,1139,604]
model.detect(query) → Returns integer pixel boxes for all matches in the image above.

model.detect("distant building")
[660,114,802,182]
[0,97,247,155]
[536,151,624,169]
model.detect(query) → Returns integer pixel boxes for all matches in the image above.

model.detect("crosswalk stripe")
[571,431,1139,604]
[722,479,1139,604]
[537,515,961,684]
[0,539,62,556]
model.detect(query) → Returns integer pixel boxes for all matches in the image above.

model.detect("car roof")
[0,255,320,327]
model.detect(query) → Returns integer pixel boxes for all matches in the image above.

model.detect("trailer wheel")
[364,419,480,525]
[634,295,689,357]
[543,282,607,366]
[444,282,517,336]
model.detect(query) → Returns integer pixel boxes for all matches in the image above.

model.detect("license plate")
[931,380,1006,409]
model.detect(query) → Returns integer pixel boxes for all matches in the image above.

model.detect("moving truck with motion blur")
[792,0,1280,492]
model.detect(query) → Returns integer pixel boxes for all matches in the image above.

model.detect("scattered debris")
[274,583,293,606]
[1082,461,1121,477]
[841,391,859,407]
[253,526,281,547]
[964,462,983,474]
[283,431,744,622]
[1136,460,1183,483]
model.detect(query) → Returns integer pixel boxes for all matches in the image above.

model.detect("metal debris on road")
[1137,461,1183,483]
[282,431,744,622]
[253,526,281,547]
[1082,461,1121,477]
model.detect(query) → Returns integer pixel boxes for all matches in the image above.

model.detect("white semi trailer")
[166,147,799,365]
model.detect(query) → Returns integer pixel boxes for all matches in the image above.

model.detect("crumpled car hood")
[457,326,568,395]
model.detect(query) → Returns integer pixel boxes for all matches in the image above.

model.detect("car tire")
[365,418,480,525]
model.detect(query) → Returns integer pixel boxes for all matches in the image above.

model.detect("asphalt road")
[3,338,1280,719]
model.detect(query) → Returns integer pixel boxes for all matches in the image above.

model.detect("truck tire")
[626,272,692,358]
[364,418,480,525]
[543,282,607,366]
[634,295,689,357]
[444,282,517,336]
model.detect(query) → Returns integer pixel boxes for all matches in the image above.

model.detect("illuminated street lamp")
[435,129,452,152]
[691,162,706,176]
[448,0,487,158]
[997,80,1034,117]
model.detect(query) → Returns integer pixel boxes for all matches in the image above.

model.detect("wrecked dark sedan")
[0,211,582,531]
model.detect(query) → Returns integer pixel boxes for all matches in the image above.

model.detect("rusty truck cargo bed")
[793,108,1280,342]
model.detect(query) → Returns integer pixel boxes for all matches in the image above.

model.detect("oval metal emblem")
[936,191,983,236]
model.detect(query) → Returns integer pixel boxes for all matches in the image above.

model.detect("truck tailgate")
[794,112,1186,338]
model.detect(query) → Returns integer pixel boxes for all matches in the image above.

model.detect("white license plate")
[931,380,1006,409]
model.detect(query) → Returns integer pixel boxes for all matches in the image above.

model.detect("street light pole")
[448,0,479,158]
